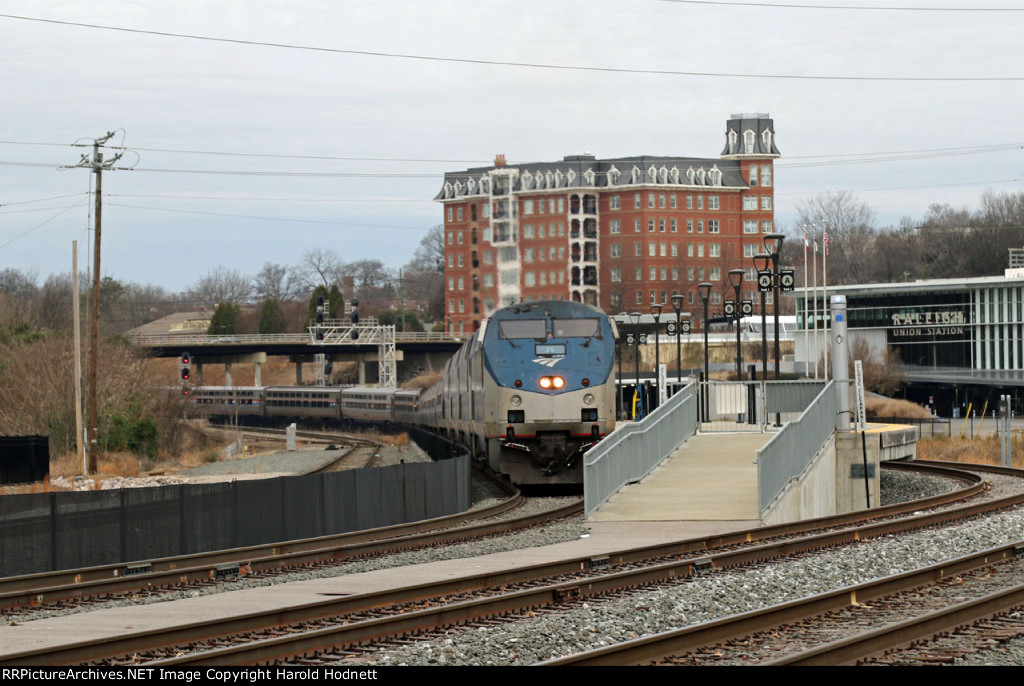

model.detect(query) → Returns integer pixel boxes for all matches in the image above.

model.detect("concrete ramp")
[588,433,772,528]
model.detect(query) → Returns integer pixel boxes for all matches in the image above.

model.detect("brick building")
[435,114,779,334]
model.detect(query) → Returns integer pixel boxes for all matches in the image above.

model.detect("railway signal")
[179,352,191,381]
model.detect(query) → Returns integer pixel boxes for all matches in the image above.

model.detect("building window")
[671,243,678,257]
[660,266,667,280]
[610,195,621,210]
[687,243,694,257]
[686,194,693,209]
[558,198,565,212]
[482,203,490,218]
[711,291,720,304]
[687,219,694,233]
[761,196,772,210]
[698,220,704,233]
[698,267,705,280]
[671,219,678,233]
[523,248,534,263]
[660,242,667,257]
[659,218,666,233]
[447,207,453,222]
[483,251,493,265]
[539,198,546,213]
[635,219,642,233]
[744,220,758,234]
[610,243,621,258]
[761,166,772,187]
[763,220,773,233]
[750,164,758,186]
[457,254,464,267]
[670,194,677,209]
[539,224,546,238]
[458,231,464,244]
[636,291,644,305]
[523,199,534,215]
[648,193,655,208]
[448,254,454,268]
[709,243,720,258]
[708,220,720,234]
[744,130,755,154]
[540,272,547,285]
[659,193,666,208]
[459,299,465,313]
[698,244,705,257]
[687,267,694,281]
[744,243,757,258]
[649,243,656,257]
[458,277,464,290]
[524,271,536,286]
[672,267,679,280]
[610,219,621,234]
[523,225,534,239]
[648,219,655,233]
[635,243,642,257]
[650,267,657,280]
[744,196,757,210]
[611,268,622,282]
[457,207,463,221]
[448,231,454,245]
[697,195,704,210]
[448,277,454,290]
[709,195,719,210]
[636,267,643,280]
[634,193,642,209]
[484,273,494,287]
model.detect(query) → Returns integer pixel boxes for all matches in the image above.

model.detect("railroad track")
[2,461,1018,666]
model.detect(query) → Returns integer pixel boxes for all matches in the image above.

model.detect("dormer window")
[608,166,621,185]
[744,129,755,154]
[584,169,596,186]
[647,165,658,183]
[729,130,738,154]
[686,167,695,184]
[762,129,773,151]
[631,166,642,184]
[670,166,680,184]
[659,166,669,184]
[521,170,533,190]
[566,169,576,186]
[708,166,722,186]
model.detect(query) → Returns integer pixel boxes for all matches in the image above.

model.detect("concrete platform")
[588,432,772,527]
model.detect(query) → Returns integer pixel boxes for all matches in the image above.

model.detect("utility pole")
[71,132,123,473]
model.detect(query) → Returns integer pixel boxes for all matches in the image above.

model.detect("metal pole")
[703,298,710,423]
[616,342,623,420]
[675,319,682,393]
[634,339,640,420]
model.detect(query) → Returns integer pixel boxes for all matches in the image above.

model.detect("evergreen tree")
[208,302,241,335]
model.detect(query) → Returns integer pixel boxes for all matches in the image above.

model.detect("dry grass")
[402,370,442,390]
[865,397,931,420]
[918,434,1024,469]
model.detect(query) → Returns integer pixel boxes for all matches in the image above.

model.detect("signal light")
[182,387,190,396]
[317,295,325,308]
[352,311,360,325]
[181,368,190,381]
[539,376,565,390]
[316,330,324,341]
[181,352,191,366]
[316,312,325,325]
[351,330,359,340]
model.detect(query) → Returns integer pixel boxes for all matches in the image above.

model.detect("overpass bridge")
[131,329,464,387]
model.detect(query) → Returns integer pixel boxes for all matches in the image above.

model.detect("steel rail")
[0,484,526,611]
[541,541,1024,666]
[1,463,1010,666]
[769,580,1024,666]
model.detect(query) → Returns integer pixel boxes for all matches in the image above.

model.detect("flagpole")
[823,228,830,381]
[812,224,819,379]
[803,226,810,377]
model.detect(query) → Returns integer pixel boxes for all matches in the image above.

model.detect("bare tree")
[254,262,301,302]
[184,267,252,310]
[402,225,445,321]
[796,191,877,285]
[299,249,345,290]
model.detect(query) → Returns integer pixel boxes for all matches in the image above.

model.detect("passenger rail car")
[189,301,616,485]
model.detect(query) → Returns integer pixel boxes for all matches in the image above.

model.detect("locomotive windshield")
[552,318,601,338]
[499,319,547,339]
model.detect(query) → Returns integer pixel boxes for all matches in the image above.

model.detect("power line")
[657,0,1024,10]
[1,13,1020,82]
[108,193,432,203]
[105,202,431,230]
[0,200,86,249]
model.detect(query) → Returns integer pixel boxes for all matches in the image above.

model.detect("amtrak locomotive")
[190,300,617,485]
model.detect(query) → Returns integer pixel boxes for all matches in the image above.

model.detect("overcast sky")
[2,1,1022,293]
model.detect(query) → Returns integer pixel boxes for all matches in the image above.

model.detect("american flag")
[824,230,831,256]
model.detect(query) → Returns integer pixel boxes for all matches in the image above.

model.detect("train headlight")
[540,376,565,390]
[510,395,522,406]
[583,393,595,405]
[539,377,551,389]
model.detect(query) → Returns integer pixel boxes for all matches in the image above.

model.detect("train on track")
[191,300,618,485]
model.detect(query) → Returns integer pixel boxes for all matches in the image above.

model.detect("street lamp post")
[763,233,785,382]
[697,283,712,423]
[764,234,785,427]
[650,303,662,410]
[629,312,642,420]
[728,269,744,380]
[616,335,623,420]
[670,294,685,395]
[753,254,771,383]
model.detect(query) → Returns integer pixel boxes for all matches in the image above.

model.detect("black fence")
[0,435,49,485]
[0,454,470,578]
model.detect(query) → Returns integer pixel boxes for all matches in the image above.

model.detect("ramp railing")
[583,382,697,517]
[756,380,836,515]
